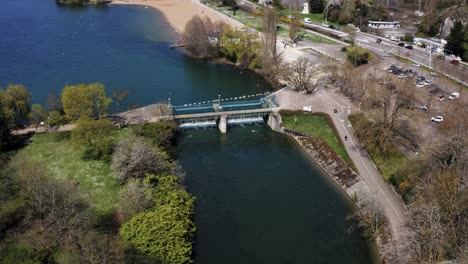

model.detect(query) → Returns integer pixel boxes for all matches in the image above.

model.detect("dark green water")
[177,126,377,263]
[0,0,377,262]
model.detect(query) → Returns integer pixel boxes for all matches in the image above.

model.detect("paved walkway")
[276,88,407,240]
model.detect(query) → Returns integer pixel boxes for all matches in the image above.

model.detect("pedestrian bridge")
[171,92,279,133]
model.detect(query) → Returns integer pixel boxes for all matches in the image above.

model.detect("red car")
[450,60,459,65]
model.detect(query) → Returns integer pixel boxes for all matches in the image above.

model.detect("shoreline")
[111,0,242,34]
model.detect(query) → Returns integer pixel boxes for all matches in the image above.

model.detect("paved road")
[276,88,407,240]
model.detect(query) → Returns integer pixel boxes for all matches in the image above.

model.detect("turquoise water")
[0,0,377,263]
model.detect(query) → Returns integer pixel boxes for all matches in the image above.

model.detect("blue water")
[0,0,377,263]
[0,0,269,106]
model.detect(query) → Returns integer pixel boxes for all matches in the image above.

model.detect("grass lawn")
[371,152,408,181]
[206,3,338,44]
[281,113,352,166]
[19,131,128,213]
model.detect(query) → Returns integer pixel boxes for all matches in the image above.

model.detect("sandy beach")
[112,0,243,34]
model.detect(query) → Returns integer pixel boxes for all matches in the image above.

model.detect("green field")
[281,112,352,166]
[19,131,127,213]
[205,3,338,44]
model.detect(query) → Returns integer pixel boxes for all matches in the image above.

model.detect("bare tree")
[262,7,278,63]
[288,0,301,42]
[182,16,223,57]
[111,88,129,127]
[116,178,154,223]
[348,196,387,240]
[283,57,320,94]
[111,134,172,182]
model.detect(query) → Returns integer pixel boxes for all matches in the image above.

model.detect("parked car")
[376,38,382,43]
[321,21,328,27]
[416,76,425,81]
[405,45,414,50]
[450,60,459,65]
[437,95,445,101]
[398,42,405,47]
[431,116,444,123]
[411,63,421,67]
[398,73,407,79]
[417,105,428,111]
[416,82,426,88]
[424,79,433,85]
[448,92,460,100]
[304,18,312,24]
[329,25,336,30]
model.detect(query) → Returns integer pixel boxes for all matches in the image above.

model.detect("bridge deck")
[173,107,276,120]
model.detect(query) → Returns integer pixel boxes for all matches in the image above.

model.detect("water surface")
[0,1,377,263]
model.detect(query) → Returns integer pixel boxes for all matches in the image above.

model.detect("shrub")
[120,175,195,264]
[346,46,373,66]
[72,119,115,161]
[111,134,172,182]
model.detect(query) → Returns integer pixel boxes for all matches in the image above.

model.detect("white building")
[368,21,400,29]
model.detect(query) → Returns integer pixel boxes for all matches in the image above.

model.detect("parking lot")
[361,57,466,154]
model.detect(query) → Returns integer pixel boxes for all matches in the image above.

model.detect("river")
[0,0,377,263]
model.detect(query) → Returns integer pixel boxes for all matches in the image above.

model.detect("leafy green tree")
[30,104,48,131]
[346,46,373,66]
[463,25,468,62]
[445,20,464,57]
[62,83,112,120]
[220,26,261,69]
[72,119,115,161]
[0,90,14,148]
[4,84,32,126]
[308,0,324,13]
[47,110,65,127]
[132,121,176,152]
[120,175,195,264]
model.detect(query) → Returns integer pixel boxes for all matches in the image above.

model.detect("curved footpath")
[275,88,407,241]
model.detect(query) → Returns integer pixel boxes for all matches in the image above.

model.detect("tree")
[283,57,320,94]
[0,90,13,148]
[220,25,261,69]
[120,174,195,264]
[182,16,223,57]
[71,119,115,161]
[47,110,65,127]
[116,178,154,223]
[61,83,112,120]
[111,134,172,181]
[132,121,176,152]
[308,0,323,13]
[262,8,278,62]
[348,196,386,240]
[289,0,301,42]
[346,46,373,66]
[30,104,47,132]
[111,89,130,127]
[4,84,32,126]
[46,91,62,112]
[445,20,464,57]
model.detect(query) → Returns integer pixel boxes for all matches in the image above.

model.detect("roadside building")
[368,21,400,29]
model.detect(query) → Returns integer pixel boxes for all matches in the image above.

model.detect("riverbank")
[111,0,243,33]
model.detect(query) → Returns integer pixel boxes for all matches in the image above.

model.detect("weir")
[171,93,279,133]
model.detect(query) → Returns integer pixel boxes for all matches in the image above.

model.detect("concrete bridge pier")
[219,115,227,133]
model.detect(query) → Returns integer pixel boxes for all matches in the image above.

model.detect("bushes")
[132,121,176,152]
[111,134,171,182]
[72,119,115,161]
[120,175,195,264]
[346,46,373,66]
